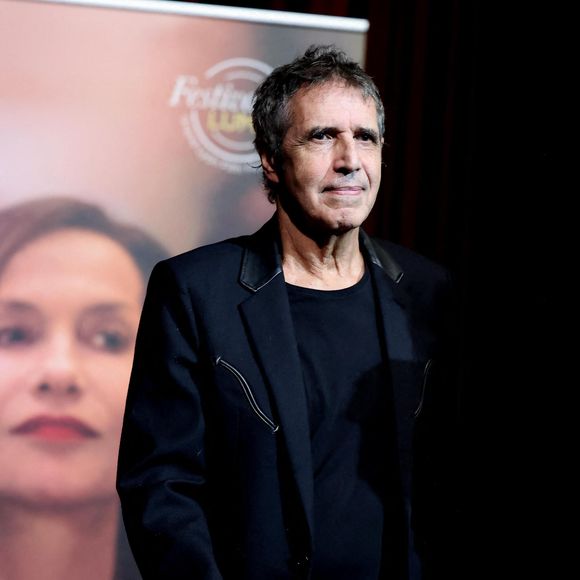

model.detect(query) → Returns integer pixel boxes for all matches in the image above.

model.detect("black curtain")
[184,1,566,576]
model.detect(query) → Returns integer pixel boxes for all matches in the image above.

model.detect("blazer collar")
[239,216,404,292]
[239,217,283,292]
[360,230,404,284]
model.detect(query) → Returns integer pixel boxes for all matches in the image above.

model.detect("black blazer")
[117,218,458,580]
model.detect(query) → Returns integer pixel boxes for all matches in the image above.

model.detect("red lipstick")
[11,416,99,441]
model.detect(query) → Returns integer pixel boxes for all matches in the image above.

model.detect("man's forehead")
[292,80,368,103]
[287,82,379,128]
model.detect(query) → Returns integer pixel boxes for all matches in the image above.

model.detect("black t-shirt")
[287,270,393,580]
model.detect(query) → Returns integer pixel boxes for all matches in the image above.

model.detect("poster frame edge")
[19,0,369,32]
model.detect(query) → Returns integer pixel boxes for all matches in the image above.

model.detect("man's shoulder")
[148,237,247,295]
[369,237,449,285]
[369,238,455,336]
[151,217,278,292]
[157,218,277,282]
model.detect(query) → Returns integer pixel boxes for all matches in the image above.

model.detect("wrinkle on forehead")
[283,87,380,150]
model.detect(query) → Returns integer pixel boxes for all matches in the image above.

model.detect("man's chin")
[277,195,367,239]
[328,220,358,235]
[303,217,361,243]
[324,209,368,235]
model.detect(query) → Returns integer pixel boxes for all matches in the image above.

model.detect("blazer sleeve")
[116,260,223,580]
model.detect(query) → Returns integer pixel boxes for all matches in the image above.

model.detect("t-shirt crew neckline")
[285,268,370,297]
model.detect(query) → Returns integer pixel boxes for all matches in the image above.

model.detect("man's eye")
[356,131,376,142]
[0,326,35,347]
[311,131,330,141]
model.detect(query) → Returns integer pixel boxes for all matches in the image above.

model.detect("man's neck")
[277,211,365,290]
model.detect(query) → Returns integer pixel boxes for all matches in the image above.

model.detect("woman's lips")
[10,416,100,441]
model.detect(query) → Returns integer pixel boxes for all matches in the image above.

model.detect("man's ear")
[260,152,280,184]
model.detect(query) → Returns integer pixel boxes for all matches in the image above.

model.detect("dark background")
[182,1,566,576]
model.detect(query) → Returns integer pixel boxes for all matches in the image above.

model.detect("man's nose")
[34,333,82,400]
[334,136,361,175]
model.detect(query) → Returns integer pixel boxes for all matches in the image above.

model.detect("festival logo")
[169,58,273,174]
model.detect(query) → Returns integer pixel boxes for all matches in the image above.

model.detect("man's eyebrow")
[304,125,380,138]
[305,126,336,137]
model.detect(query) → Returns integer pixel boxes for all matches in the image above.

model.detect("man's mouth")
[323,185,363,195]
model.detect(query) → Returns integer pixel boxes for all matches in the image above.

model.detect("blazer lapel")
[238,220,314,547]
[363,234,422,499]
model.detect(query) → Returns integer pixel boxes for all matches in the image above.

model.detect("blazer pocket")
[413,358,433,418]
[215,356,279,434]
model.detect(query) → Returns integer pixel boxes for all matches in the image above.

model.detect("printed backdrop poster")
[0,1,367,578]
[0,0,367,252]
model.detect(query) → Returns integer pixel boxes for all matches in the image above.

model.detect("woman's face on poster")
[0,229,143,507]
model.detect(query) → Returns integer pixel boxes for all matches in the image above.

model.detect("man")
[117,45,457,580]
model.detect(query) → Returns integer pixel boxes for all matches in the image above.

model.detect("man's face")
[264,81,383,235]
